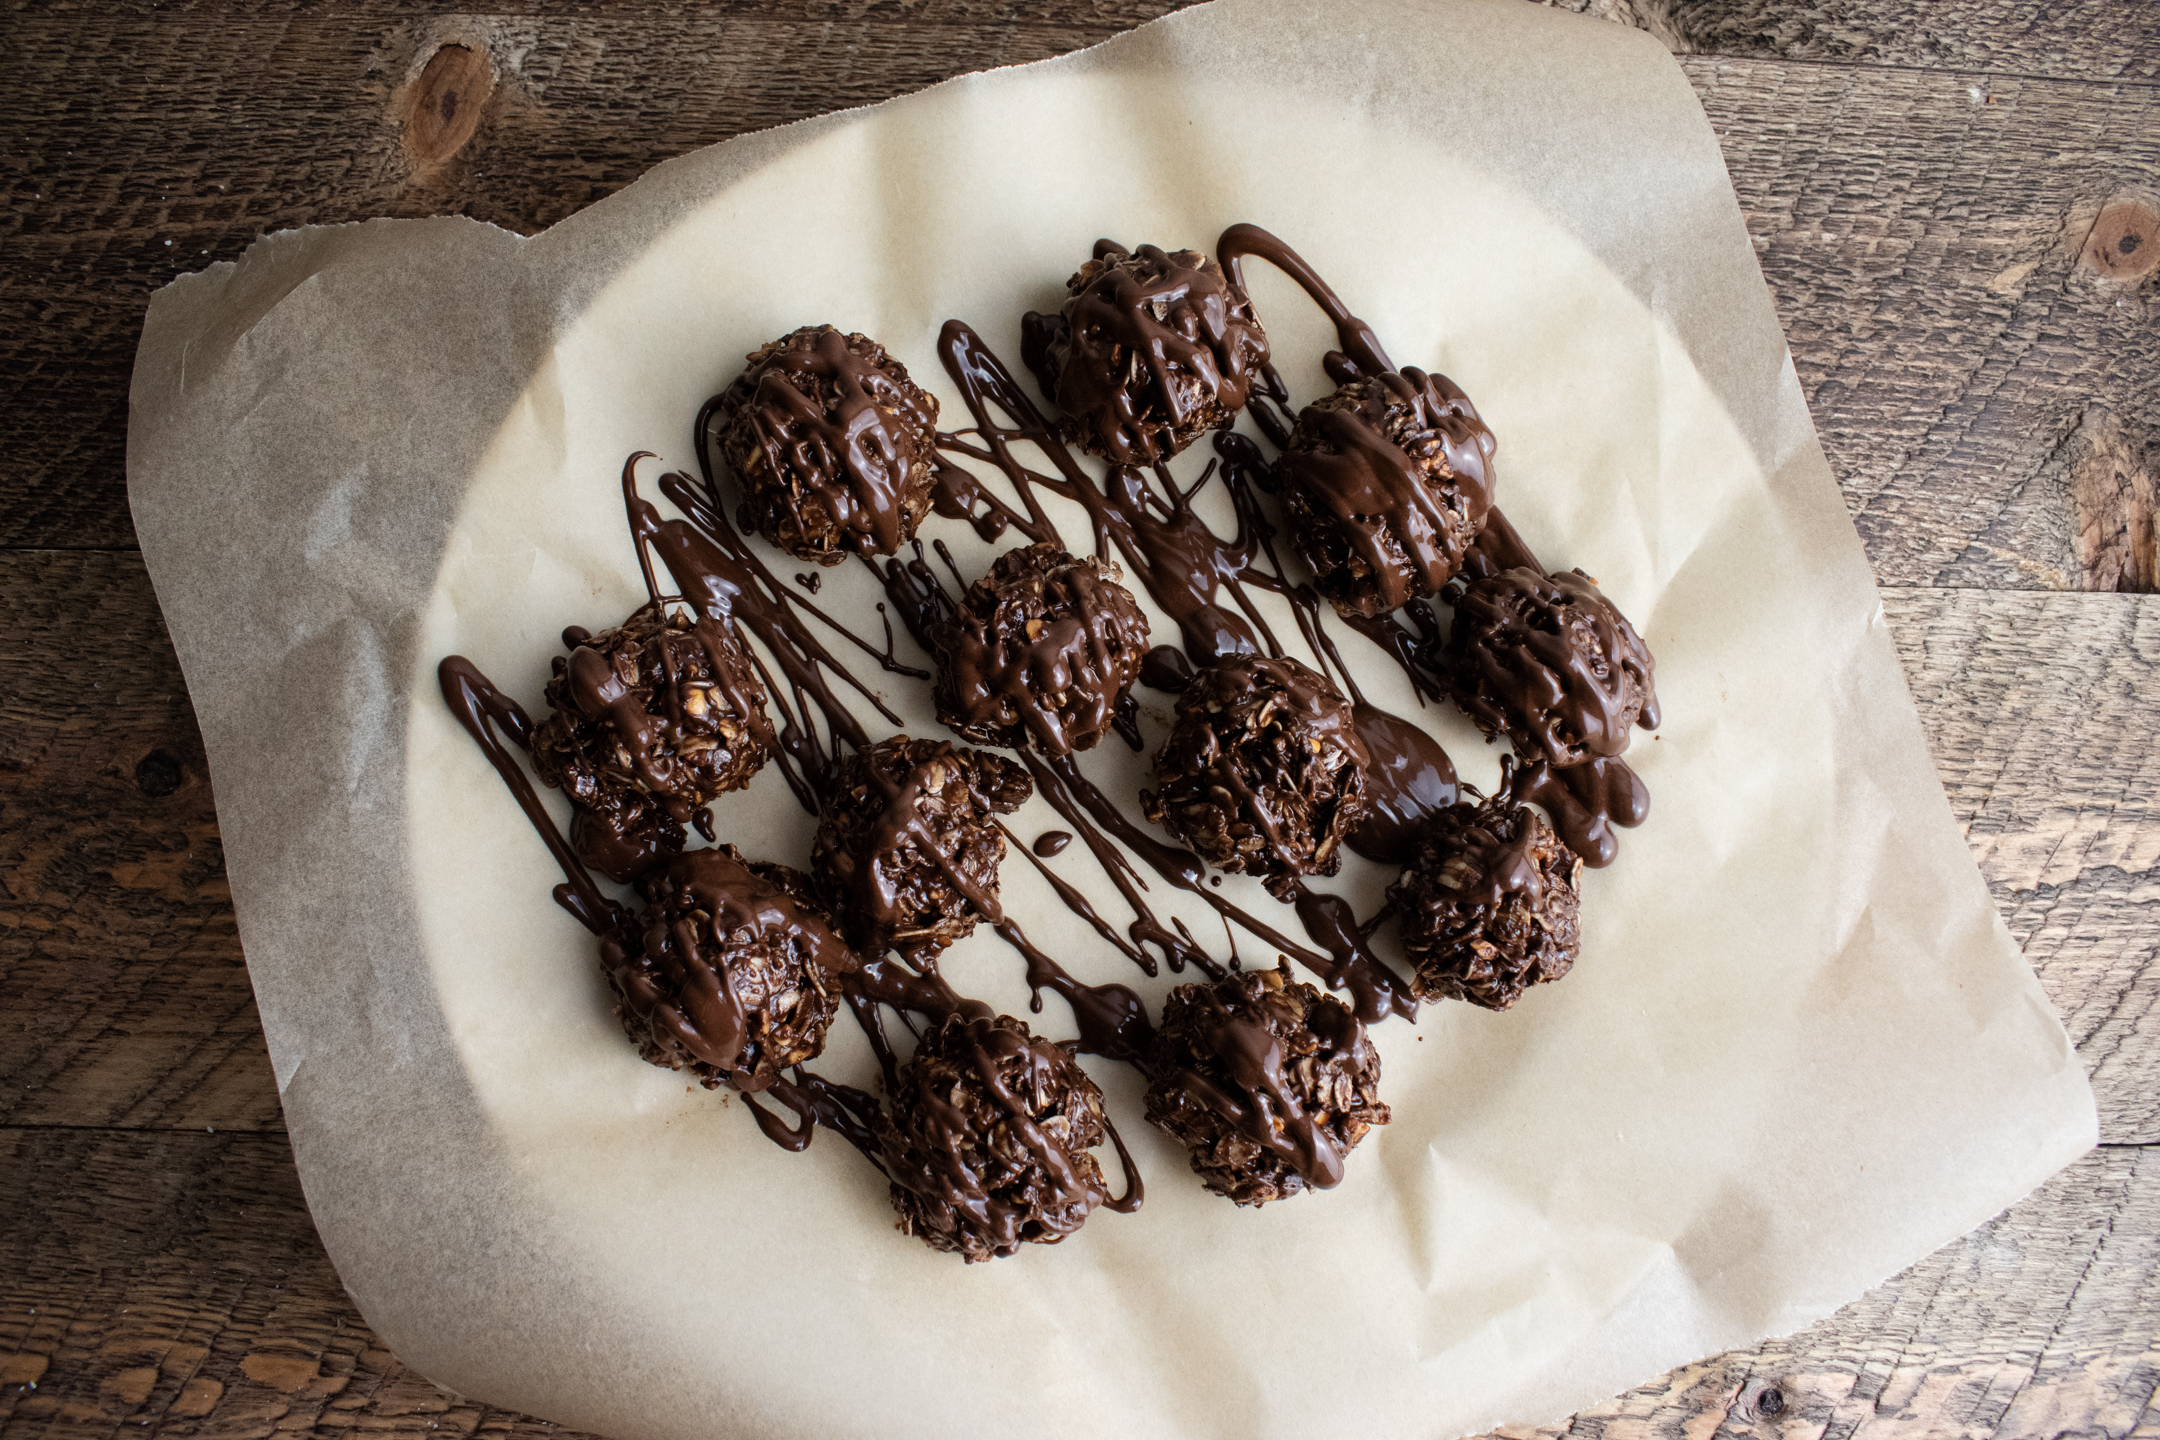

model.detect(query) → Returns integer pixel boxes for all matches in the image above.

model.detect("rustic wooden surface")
[2,1,2156,1437]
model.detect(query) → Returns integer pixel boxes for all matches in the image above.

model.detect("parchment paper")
[126,1,2097,1435]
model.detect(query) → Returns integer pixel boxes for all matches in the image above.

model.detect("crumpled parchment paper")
[127,1,2096,1435]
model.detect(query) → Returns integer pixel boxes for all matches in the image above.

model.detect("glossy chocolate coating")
[529,602,774,882]
[811,735,1034,958]
[1387,792,1581,1010]
[1276,369,1496,617]
[1021,242,1269,465]
[1445,566,1659,770]
[1144,960,1387,1205]
[710,325,940,562]
[1141,654,1370,899]
[601,845,854,1092]
[932,543,1152,756]
[875,1009,1114,1261]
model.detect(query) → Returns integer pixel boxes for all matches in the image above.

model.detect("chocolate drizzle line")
[454,453,1154,1244]
[1218,223,1657,865]
[437,656,626,936]
[441,220,1666,1250]
[932,316,1425,1021]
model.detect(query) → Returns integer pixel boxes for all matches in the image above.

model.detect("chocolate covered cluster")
[530,603,774,882]
[601,845,854,1091]
[1145,961,1387,1206]
[1276,368,1497,617]
[1445,566,1659,769]
[933,544,1152,756]
[811,736,1033,958]
[1388,793,1581,1010]
[1141,654,1369,898]
[1021,242,1270,464]
[710,325,941,562]
[875,1009,1114,1262]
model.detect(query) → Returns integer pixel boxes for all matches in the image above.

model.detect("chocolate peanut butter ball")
[1444,566,1660,770]
[1140,654,1370,899]
[1276,369,1496,617]
[1145,961,1387,1206]
[874,1009,1115,1262]
[709,325,940,562]
[1387,793,1581,1010]
[1021,242,1270,465]
[811,736,1033,959]
[933,544,1152,756]
[600,845,854,1092]
[531,603,775,883]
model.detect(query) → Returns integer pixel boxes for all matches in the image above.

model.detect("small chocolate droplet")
[1032,830,1073,858]
[1140,644,1195,692]
[562,625,591,650]
[136,750,182,797]
[794,572,822,593]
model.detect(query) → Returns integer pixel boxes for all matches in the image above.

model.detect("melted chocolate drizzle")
[1218,224,1657,864]
[440,219,1666,1250]
[726,326,937,557]
[437,656,626,936]
[1346,705,1459,865]
[1021,241,1270,466]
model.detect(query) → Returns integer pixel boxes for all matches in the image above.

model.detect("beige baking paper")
[126,1,2096,1435]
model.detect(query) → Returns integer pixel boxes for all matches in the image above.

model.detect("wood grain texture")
[1540,0,2160,82]
[3,15,2155,567]
[0,551,278,1133]
[1678,58,2160,592]
[0,1130,586,1440]
[5,1129,2154,1440]
[6,0,2150,83]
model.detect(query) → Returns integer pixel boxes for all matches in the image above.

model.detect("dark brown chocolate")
[1446,566,1659,770]
[1276,369,1496,617]
[811,735,1033,959]
[529,601,774,883]
[1388,789,1581,1010]
[1144,961,1387,1205]
[1344,704,1458,865]
[601,845,855,1092]
[932,543,1152,756]
[709,325,940,562]
[1141,654,1370,899]
[875,1009,1119,1262]
[1021,242,1269,465]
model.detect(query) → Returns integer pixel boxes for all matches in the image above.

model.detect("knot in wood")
[402,42,493,169]
[2082,201,2159,282]
[135,749,183,797]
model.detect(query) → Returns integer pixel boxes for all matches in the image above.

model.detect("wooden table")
[3,2,2156,1435]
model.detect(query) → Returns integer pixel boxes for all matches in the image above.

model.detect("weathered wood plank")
[4,1129,2152,1440]
[1680,57,2160,592]
[4,20,2154,567]
[0,1130,589,1440]
[0,551,279,1133]
[6,0,2149,84]
[1540,0,2160,83]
